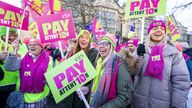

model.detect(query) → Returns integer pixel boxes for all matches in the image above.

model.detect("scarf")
[91,54,116,107]
[183,53,190,60]
[144,44,164,80]
[20,50,50,93]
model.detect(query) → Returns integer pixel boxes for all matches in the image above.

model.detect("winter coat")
[185,57,192,81]
[93,55,132,108]
[184,48,192,58]
[133,43,190,108]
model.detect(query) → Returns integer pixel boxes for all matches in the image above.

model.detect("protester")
[68,30,98,108]
[4,38,53,108]
[118,38,139,74]
[0,26,18,52]
[125,38,138,56]
[133,20,190,108]
[89,34,132,108]
[0,26,28,57]
[175,42,192,108]
[47,30,98,108]
[0,26,19,107]
[175,42,192,81]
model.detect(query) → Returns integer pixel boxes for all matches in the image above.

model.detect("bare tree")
[61,0,98,31]
[174,2,192,9]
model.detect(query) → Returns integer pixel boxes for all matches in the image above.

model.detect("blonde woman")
[133,20,190,108]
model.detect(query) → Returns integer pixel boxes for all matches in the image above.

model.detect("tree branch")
[173,2,192,9]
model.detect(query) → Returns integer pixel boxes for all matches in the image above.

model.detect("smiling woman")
[89,34,132,108]
[54,30,99,108]
[133,20,190,108]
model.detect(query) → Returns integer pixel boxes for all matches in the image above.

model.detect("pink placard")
[0,1,29,30]
[35,11,76,43]
[92,16,105,35]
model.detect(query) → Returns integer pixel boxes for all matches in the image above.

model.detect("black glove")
[137,44,146,56]
[52,49,61,61]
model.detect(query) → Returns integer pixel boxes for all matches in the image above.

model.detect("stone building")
[62,0,127,35]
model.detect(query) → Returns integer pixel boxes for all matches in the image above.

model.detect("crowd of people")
[0,20,192,108]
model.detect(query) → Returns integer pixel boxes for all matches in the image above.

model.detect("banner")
[49,0,64,14]
[28,1,49,19]
[0,1,29,30]
[45,51,97,103]
[125,0,167,19]
[92,16,105,35]
[28,22,38,37]
[35,11,76,43]
[166,15,181,42]
[26,0,45,15]
[26,0,64,18]
[127,31,137,39]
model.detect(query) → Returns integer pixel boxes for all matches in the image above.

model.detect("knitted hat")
[148,20,166,34]
[0,26,6,37]
[77,30,91,39]
[28,38,43,47]
[127,38,139,47]
[0,26,18,37]
[99,34,116,48]
[22,36,33,45]
[9,28,17,33]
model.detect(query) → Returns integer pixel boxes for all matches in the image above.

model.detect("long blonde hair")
[72,36,91,55]
[145,33,168,48]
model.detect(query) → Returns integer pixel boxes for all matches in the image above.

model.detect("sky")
[119,0,192,32]
[1,0,192,31]
[1,0,21,8]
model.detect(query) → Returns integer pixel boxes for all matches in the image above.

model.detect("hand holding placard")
[76,88,90,108]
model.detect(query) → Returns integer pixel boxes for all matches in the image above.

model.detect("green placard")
[125,0,167,19]
[45,50,97,103]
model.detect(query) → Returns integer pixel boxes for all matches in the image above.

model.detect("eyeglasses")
[98,42,110,47]
[27,44,39,47]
